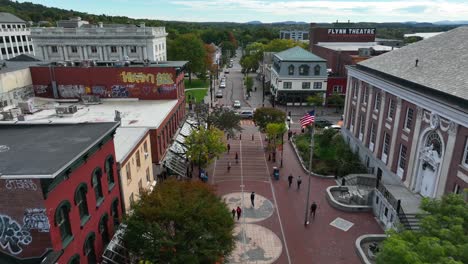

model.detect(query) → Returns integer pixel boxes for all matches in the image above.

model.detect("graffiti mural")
[5,180,37,191]
[23,209,50,233]
[92,85,106,95]
[111,85,132,97]
[156,73,174,86]
[0,215,32,255]
[120,71,174,86]
[33,85,48,95]
[142,86,151,95]
[58,85,85,98]
[158,84,177,94]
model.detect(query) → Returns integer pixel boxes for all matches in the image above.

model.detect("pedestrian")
[227,143,231,153]
[297,176,302,190]
[235,152,239,163]
[255,86,257,92]
[236,206,242,220]
[228,161,231,172]
[252,134,254,141]
[231,208,236,219]
[250,192,255,208]
[288,130,293,141]
[239,134,242,140]
[288,174,293,188]
[310,202,317,219]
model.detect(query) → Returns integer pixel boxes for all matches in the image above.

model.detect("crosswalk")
[240,120,255,126]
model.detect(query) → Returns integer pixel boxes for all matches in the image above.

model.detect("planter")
[290,136,334,178]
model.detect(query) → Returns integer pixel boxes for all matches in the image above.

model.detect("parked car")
[229,63,233,68]
[314,119,333,128]
[233,100,241,108]
[220,82,226,88]
[224,69,230,74]
[325,124,341,130]
[216,90,223,98]
[237,109,254,119]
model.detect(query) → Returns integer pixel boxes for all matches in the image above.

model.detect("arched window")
[99,214,110,247]
[425,131,442,156]
[54,200,72,246]
[92,168,104,206]
[68,254,80,264]
[314,65,321,75]
[299,65,309,75]
[104,155,115,189]
[288,65,294,75]
[83,232,97,264]
[110,198,120,227]
[74,183,89,223]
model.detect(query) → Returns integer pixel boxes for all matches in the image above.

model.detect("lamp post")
[304,107,316,226]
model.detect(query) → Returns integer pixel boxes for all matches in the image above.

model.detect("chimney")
[415,59,419,67]
[114,110,121,122]
[98,22,103,28]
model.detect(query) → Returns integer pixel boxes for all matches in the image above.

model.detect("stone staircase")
[398,213,423,231]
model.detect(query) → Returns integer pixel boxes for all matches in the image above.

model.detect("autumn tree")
[253,107,287,132]
[377,193,468,264]
[124,179,235,263]
[185,126,226,169]
[265,122,287,157]
[168,33,207,83]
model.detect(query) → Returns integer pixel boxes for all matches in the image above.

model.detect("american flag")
[300,110,315,127]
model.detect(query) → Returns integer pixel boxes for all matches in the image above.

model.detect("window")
[288,65,294,75]
[22,35,26,41]
[70,46,77,53]
[138,179,143,194]
[130,193,135,206]
[146,167,151,183]
[68,254,80,264]
[398,144,407,178]
[283,82,292,89]
[359,116,365,141]
[369,123,376,151]
[299,65,309,75]
[110,46,117,53]
[375,196,379,204]
[384,207,388,217]
[143,142,148,159]
[405,107,414,130]
[388,99,395,119]
[302,82,310,89]
[453,184,461,194]
[333,85,343,93]
[374,93,381,111]
[350,109,355,132]
[130,46,137,53]
[136,150,141,167]
[92,168,104,205]
[111,199,120,227]
[313,82,322,90]
[382,133,390,164]
[105,156,115,189]
[74,184,89,224]
[99,215,110,247]
[55,201,72,246]
[363,85,369,104]
[84,233,97,264]
[126,163,131,182]
[51,46,58,53]
[314,65,321,75]
[91,46,97,53]
[462,139,468,168]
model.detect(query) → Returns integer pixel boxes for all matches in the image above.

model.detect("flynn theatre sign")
[328,28,376,35]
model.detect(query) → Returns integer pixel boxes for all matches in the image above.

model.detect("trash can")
[273,167,280,180]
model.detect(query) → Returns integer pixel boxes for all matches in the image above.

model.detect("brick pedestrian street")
[206,124,384,264]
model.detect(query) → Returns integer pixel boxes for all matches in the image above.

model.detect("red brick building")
[0,122,122,264]
[342,27,468,230]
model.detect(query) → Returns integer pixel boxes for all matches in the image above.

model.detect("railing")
[31,27,166,36]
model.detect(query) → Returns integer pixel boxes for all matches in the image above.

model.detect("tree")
[185,126,226,169]
[168,33,207,83]
[377,193,468,264]
[253,107,286,132]
[208,107,242,136]
[327,92,345,113]
[265,122,287,157]
[124,179,235,263]
[307,92,324,107]
[221,41,236,58]
[244,76,254,93]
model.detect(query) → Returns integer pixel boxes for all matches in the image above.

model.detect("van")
[237,109,254,119]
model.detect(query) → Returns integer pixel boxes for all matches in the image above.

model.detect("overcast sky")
[18,0,468,23]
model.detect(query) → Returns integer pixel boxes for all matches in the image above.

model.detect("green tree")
[253,107,286,132]
[168,33,207,83]
[307,92,324,107]
[377,193,468,264]
[124,179,235,263]
[404,36,424,44]
[265,122,287,155]
[327,92,345,113]
[221,41,236,58]
[244,76,254,93]
[185,126,226,169]
[208,106,242,136]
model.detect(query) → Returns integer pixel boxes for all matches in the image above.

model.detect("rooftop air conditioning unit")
[0,111,14,121]
[82,95,101,105]
[18,99,38,114]
[358,48,371,57]
[56,105,78,116]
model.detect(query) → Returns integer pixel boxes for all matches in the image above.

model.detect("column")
[19,34,25,54]
[98,46,103,61]
[363,87,374,146]
[118,46,123,60]
[79,46,84,60]
[42,46,49,61]
[142,46,147,60]
[353,81,363,137]
[387,97,402,169]
[435,122,458,197]
[123,45,127,58]
[103,46,108,60]
[374,91,387,158]
[405,106,423,188]
[9,36,15,58]
[83,46,88,60]
[343,76,353,128]
[63,46,69,60]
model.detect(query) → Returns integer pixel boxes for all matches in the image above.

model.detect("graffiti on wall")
[92,85,106,95]
[158,84,177,94]
[0,215,32,255]
[111,85,133,97]
[120,71,174,86]
[33,85,48,95]
[23,209,49,233]
[58,85,85,98]
[5,180,37,191]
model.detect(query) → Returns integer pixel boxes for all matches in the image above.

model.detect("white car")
[220,82,226,88]
[325,125,341,130]
[233,100,241,108]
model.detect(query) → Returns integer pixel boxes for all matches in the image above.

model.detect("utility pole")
[304,107,316,226]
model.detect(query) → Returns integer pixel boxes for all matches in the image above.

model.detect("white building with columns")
[0,12,34,60]
[31,20,167,62]
[342,26,467,230]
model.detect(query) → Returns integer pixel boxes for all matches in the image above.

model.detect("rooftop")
[274,46,326,62]
[0,122,118,178]
[359,26,468,101]
[33,60,187,69]
[114,127,149,163]
[0,54,44,74]
[316,42,395,51]
[403,32,443,39]
[0,13,25,24]
[13,98,179,128]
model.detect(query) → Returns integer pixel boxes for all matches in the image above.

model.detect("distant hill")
[245,21,262,25]
[434,20,468,25]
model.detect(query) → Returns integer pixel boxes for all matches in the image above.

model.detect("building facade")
[279,30,309,42]
[342,27,468,229]
[31,19,167,62]
[0,123,122,264]
[270,46,327,105]
[0,13,34,60]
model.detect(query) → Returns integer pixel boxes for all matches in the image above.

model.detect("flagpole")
[304,108,315,226]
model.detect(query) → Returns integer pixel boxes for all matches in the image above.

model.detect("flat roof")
[0,122,118,178]
[316,42,395,51]
[33,60,188,68]
[18,98,178,128]
[114,127,148,163]
[404,32,443,39]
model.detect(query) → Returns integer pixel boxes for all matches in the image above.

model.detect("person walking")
[227,143,231,154]
[288,174,293,188]
[250,192,255,208]
[236,206,242,220]
[227,161,231,172]
[235,152,239,164]
[231,208,236,219]
[297,176,302,190]
[310,202,317,219]
[239,134,242,140]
